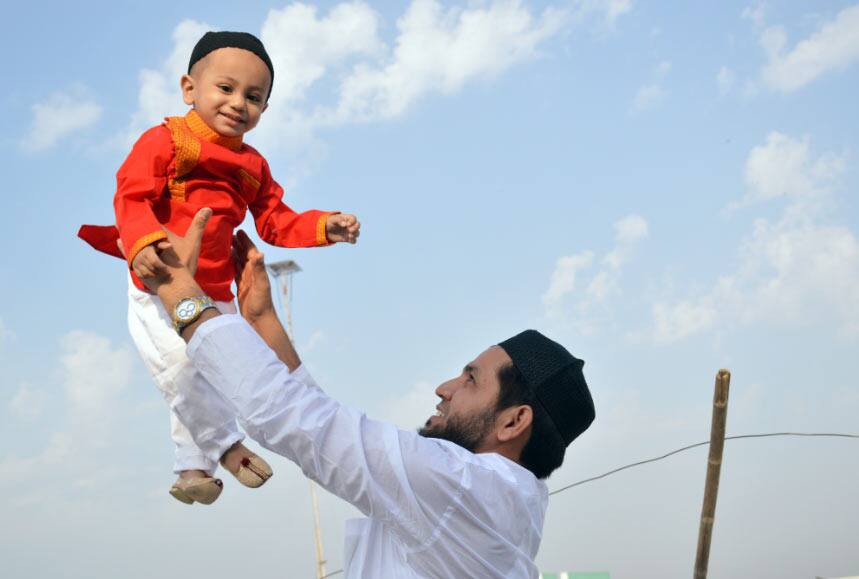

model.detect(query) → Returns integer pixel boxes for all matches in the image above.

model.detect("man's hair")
[496,362,566,479]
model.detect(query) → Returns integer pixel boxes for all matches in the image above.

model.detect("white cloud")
[651,133,859,343]
[543,215,648,329]
[8,383,47,420]
[737,131,845,207]
[0,331,134,487]
[124,1,630,158]
[652,298,719,344]
[631,60,671,113]
[654,60,671,77]
[741,4,766,29]
[717,65,735,95]
[122,19,212,146]
[303,329,327,353]
[603,0,633,26]
[61,331,133,421]
[759,4,859,92]
[573,0,633,29]
[20,86,102,152]
[543,251,595,312]
[377,380,438,431]
[320,0,566,125]
[631,84,665,112]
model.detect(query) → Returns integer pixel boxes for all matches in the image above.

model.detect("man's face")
[182,47,271,138]
[418,346,512,452]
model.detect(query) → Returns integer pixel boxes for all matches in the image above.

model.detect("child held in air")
[79,31,360,505]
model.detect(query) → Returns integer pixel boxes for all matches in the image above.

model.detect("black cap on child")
[498,330,595,446]
[188,31,274,97]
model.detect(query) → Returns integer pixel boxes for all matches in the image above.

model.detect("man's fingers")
[194,207,213,225]
[251,251,266,270]
[189,208,212,238]
[235,229,254,257]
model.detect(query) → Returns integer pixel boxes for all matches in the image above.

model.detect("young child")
[79,31,360,505]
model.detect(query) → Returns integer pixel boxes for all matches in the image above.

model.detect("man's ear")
[496,404,533,443]
[180,74,196,106]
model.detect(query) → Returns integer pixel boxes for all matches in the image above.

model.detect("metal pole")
[693,369,731,579]
[266,260,326,579]
[311,481,327,579]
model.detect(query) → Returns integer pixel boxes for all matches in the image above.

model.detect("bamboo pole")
[693,369,731,579]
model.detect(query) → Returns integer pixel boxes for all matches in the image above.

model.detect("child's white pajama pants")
[126,277,244,474]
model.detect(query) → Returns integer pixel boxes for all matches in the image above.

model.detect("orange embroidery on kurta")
[165,116,201,202]
[164,110,244,201]
[127,230,168,265]
[316,213,331,246]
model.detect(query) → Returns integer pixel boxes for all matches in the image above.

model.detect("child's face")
[181,47,272,138]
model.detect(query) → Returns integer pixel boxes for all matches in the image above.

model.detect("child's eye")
[247,94,261,103]
[219,85,232,93]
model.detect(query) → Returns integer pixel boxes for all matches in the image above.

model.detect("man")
[145,209,596,578]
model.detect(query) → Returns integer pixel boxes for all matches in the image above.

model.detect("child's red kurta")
[79,110,333,301]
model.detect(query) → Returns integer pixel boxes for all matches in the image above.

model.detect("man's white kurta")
[175,315,548,578]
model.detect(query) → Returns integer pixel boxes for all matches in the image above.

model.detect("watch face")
[176,299,199,322]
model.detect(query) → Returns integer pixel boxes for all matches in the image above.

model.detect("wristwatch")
[172,296,217,334]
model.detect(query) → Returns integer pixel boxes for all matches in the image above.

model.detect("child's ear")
[261,101,269,114]
[180,74,196,106]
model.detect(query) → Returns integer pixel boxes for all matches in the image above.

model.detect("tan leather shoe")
[221,444,273,488]
[170,476,223,505]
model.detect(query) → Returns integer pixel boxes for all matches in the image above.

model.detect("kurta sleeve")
[249,158,335,248]
[114,125,173,266]
[179,316,485,548]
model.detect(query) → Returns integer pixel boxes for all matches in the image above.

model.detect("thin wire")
[548,432,859,496]
[318,432,857,578]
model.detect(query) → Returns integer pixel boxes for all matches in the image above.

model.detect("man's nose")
[435,378,456,399]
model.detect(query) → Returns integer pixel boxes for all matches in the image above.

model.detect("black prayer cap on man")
[188,31,274,97]
[498,330,595,446]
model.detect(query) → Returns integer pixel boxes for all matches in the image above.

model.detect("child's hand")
[131,243,170,280]
[326,213,361,244]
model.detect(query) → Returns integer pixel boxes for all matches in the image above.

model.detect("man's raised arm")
[231,230,301,372]
[141,211,300,374]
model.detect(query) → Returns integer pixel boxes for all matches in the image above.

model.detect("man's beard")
[418,408,496,453]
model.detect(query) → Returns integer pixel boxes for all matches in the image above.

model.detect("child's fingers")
[135,264,154,279]
[149,252,169,271]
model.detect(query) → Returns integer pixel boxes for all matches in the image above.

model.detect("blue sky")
[1,1,858,577]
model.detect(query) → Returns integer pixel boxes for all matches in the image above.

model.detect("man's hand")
[232,229,301,371]
[118,208,212,289]
[232,230,276,324]
[326,213,361,244]
[156,208,212,278]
